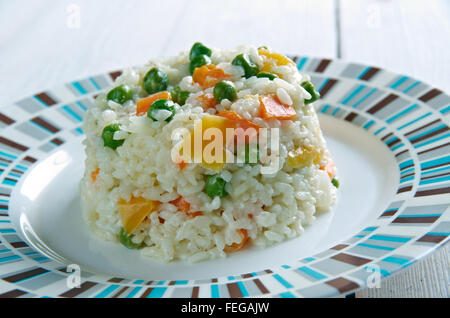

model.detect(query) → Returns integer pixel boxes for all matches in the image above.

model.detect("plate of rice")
[3,43,450,298]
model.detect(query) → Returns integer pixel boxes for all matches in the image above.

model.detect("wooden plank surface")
[0,0,448,298]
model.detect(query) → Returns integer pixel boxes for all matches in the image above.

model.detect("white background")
[0,0,448,297]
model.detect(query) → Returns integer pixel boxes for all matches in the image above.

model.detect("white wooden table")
[0,0,448,297]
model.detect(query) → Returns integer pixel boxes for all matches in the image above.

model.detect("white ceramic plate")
[1,57,449,298]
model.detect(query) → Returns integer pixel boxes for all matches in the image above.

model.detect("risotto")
[80,43,338,263]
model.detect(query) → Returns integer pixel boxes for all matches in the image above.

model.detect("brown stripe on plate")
[401,172,415,180]
[397,185,413,194]
[110,71,122,81]
[227,282,243,298]
[35,92,57,106]
[23,156,37,163]
[319,79,338,97]
[331,253,371,266]
[415,187,450,197]
[418,142,450,156]
[211,278,218,283]
[421,171,450,181]
[3,267,49,283]
[400,162,414,170]
[393,216,440,224]
[366,93,398,114]
[404,119,440,137]
[0,136,28,152]
[381,132,393,141]
[360,67,380,81]
[107,277,124,283]
[31,117,60,133]
[331,244,348,251]
[0,205,8,210]
[50,138,65,146]
[10,241,28,248]
[145,280,155,286]
[0,289,27,298]
[241,273,254,279]
[325,277,359,294]
[0,113,15,125]
[417,234,447,244]
[387,138,401,148]
[419,88,442,102]
[59,281,97,298]
[252,278,270,294]
[315,59,332,73]
[191,286,200,298]
[411,126,449,144]
[140,288,153,298]
[264,269,274,274]
[111,286,129,298]
[395,149,409,158]
[344,112,358,122]
[381,209,398,217]
[0,158,12,164]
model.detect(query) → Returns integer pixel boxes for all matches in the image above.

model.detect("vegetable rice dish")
[80,43,338,263]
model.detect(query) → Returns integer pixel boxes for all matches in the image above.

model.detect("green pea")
[101,124,125,150]
[331,178,340,188]
[106,84,133,105]
[256,72,278,80]
[170,86,190,106]
[231,53,259,78]
[119,228,144,250]
[189,42,212,60]
[147,99,175,122]
[213,80,237,103]
[143,68,169,94]
[301,81,320,104]
[205,174,229,198]
[189,54,211,74]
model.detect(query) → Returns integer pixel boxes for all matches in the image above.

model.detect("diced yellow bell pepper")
[118,196,159,234]
[192,115,233,172]
[258,48,295,74]
[286,145,322,168]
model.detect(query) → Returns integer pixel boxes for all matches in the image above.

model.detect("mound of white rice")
[80,44,337,263]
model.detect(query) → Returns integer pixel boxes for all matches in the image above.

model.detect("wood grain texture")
[0,0,448,298]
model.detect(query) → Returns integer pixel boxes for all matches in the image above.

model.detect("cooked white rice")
[80,44,337,263]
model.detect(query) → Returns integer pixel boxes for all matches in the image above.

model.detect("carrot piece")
[91,168,100,182]
[224,229,249,253]
[197,93,217,110]
[193,64,230,89]
[259,95,296,120]
[136,91,171,116]
[170,196,203,218]
[178,160,188,171]
[217,110,261,131]
[320,159,336,179]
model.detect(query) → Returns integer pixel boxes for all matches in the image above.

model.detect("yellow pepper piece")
[258,48,295,74]
[192,115,233,172]
[118,196,159,234]
[286,145,322,168]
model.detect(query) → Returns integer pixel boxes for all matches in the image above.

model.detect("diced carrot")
[136,91,172,116]
[224,229,249,253]
[170,196,203,218]
[193,65,230,89]
[118,196,159,234]
[217,110,261,131]
[178,160,188,171]
[320,159,336,179]
[91,168,100,182]
[197,93,217,110]
[259,95,296,120]
[186,211,203,218]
